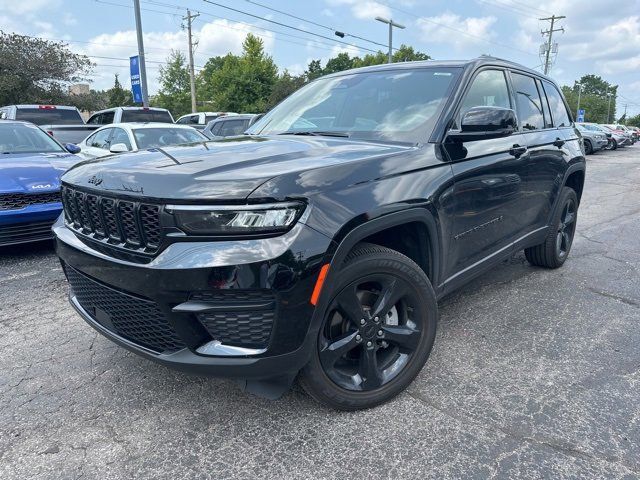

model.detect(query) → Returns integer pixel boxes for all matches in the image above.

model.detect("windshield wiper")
[277,130,351,138]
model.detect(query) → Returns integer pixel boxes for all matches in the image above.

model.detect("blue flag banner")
[577,109,585,122]
[130,55,143,104]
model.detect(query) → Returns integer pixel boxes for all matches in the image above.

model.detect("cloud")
[0,0,60,15]
[321,8,334,17]
[600,55,640,75]
[75,19,275,93]
[326,0,391,21]
[416,13,497,50]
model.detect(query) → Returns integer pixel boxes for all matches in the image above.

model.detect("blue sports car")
[0,120,82,246]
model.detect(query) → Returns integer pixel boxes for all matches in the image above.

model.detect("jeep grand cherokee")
[54,57,585,410]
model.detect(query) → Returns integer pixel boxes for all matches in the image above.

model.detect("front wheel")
[299,243,438,410]
[584,139,593,155]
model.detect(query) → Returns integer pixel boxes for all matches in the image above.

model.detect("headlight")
[166,202,305,235]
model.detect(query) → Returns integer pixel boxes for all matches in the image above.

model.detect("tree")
[106,74,134,108]
[562,75,618,123]
[197,55,226,106]
[204,34,278,112]
[152,50,191,117]
[266,70,306,110]
[305,59,323,81]
[0,31,93,105]
[626,113,640,127]
[323,53,355,75]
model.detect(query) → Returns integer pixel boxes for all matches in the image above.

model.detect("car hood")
[61,136,413,201]
[0,152,81,194]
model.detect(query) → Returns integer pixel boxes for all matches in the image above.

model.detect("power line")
[198,0,379,54]
[97,0,360,55]
[476,0,541,20]
[242,0,394,51]
[374,0,538,57]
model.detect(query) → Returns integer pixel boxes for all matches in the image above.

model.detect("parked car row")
[576,122,637,153]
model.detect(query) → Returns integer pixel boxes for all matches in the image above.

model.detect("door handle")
[509,144,527,158]
[553,137,565,148]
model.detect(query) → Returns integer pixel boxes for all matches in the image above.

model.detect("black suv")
[55,57,585,410]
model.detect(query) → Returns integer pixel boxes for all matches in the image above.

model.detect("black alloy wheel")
[556,197,577,260]
[300,243,437,410]
[319,274,422,391]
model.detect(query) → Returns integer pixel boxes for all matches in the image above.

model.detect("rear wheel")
[299,243,437,410]
[525,187,578,268]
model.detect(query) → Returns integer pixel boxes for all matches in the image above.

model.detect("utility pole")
[540,15,565,75]
[375,16,405,63]
[623,104,628,124]
[576,83,582,120]
[133,0,149,106]
[183,9,200,113]
[606,93,613,123]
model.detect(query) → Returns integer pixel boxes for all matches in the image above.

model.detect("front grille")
[65,266,186,353]
[192,290,276,349]
[61,186,162,253]
[0,220,55,246]
[0,192,61,211]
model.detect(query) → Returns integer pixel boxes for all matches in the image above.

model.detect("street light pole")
[375,16,405,63]
[576,83,582,120]
[133,0,149,106]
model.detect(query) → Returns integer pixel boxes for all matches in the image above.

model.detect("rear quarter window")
[542,81,572,127]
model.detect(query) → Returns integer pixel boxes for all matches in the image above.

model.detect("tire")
[611,139,618,150]
[299,243,438,410]
[584,139,593,155]
[525,186,578,269]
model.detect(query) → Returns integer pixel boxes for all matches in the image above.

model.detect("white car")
[86,107,174,125]
[175,111,238,129]
[76,123,208,160]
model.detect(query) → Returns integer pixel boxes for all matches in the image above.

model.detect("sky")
[1,0,639,118]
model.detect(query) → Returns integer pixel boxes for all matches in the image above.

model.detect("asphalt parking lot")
[1,146,639,479]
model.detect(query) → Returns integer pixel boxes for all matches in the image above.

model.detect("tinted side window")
[102,111,115,124]
[87,113,102,124]
[536,79,553,128]
[110,128,132,150]
[89,128,113,149]
[176,116,190,124]
[542,81,571,127]
[459,69,511,122]
[511,73,544,131]
[218,119,246,137]
[189,115,201,124]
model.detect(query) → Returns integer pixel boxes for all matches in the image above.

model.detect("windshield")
[122,110,173,123]
[15,107,83,125]
[0,123,65,154]
[248,67,461,143]
[133,127,207,149]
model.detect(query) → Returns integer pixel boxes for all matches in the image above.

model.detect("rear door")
[508,72,566,235]
[443,68,528,282]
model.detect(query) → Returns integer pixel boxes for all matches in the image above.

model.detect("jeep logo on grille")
[88,175,103,186]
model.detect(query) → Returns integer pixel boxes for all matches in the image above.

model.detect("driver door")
[442,68,528,284]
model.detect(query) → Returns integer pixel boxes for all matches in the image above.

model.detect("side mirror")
[65,143,81,154]
[448,106,517,142]
[109,143,129,154]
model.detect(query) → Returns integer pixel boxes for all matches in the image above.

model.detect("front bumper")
[0,204,61,246]
[54,218,333,379]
